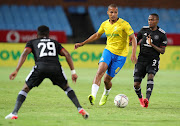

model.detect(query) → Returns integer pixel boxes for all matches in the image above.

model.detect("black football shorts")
[134,58,159,79]
[25,63,67,89]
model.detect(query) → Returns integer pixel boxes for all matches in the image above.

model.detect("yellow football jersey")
[98,18,134,56]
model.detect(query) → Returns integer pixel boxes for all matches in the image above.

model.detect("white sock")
[91,84,99,98]
[103,87,111,96]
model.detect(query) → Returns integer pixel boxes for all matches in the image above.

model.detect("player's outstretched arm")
[74,32,102,49]
[60,48,78,83]
[9,48,31,80]
[129,34,137,64]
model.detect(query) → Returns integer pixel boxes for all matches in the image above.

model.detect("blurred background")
[0,0,179,44]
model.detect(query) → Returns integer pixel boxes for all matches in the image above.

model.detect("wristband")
[71,70,76,75]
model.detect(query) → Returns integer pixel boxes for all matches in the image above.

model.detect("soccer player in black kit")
[133,14,167,108]
[5,25,89,119]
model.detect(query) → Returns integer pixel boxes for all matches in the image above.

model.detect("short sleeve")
[58,43,64,54]
[97,22,105,34]
[25,41,33,50]
[160,34,167,47]
[137,28,143,43]
[124,22,134,36]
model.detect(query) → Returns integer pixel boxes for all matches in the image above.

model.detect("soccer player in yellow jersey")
[75,4,137,106]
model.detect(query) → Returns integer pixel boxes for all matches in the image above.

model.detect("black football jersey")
[137,26,167,61]
[25,38,64,65]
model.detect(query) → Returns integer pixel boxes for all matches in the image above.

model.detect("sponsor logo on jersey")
[154,35,159,40]
[144,38,153,47]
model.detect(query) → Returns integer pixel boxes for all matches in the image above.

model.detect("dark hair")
[37,25,49,37]
[150,13,159,20]
[108,4,118,9]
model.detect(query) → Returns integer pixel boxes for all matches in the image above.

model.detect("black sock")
[12,91,27,115]
[134,86,142,98]
[65,87,82,109]
[146,79,154,100]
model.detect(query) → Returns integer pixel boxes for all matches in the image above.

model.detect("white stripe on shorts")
[25,66,35,81]
[61,66,67,80]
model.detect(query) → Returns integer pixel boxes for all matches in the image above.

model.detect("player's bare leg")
[5,83,30,119]
[144,74,155,108]
[93,62,108,86]
[99,74,113,106]
[88,62,108,105]
[104,74,113,89]
[134,81,145,107]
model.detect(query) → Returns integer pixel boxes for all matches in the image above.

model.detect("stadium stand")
[88,6,180,37]
[0,5,72,36]
[0,4,180,39]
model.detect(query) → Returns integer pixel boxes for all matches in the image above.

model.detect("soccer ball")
[114,94,129,108]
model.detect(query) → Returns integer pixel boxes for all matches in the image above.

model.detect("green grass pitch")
[0,67,180,126]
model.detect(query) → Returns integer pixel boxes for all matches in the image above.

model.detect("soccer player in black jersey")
[5,25,89,119]
[133,14,167,108]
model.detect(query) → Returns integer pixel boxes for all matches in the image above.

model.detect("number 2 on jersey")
[38,42,56,57]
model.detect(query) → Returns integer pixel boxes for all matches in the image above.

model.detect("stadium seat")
[77,6,86,14]
[68,6,77,14]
